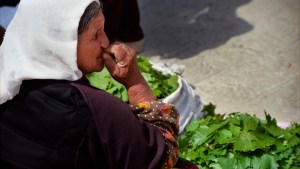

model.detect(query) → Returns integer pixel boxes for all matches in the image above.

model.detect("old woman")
[0,0,197,168]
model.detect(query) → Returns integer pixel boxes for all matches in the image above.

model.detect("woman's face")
[77,12,109,74]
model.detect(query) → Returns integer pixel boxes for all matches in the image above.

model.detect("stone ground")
[139,0,300,123]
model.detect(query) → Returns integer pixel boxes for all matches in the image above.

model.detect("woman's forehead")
[89,12,105,28]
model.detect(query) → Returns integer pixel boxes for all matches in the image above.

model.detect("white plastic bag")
[152,62,205,133]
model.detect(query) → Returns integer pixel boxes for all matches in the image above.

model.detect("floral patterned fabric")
[130,100,179,169]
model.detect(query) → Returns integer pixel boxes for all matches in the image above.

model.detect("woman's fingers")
[121,43,135,57]
[104,43,130,65]
[103,42,141,88]
[127,46,136,57]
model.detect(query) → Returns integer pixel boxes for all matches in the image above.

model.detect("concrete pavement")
[139,0,300,123]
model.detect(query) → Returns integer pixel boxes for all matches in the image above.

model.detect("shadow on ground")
[139,0,253,59]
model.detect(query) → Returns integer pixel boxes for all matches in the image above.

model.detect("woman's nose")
[101,32,109,48]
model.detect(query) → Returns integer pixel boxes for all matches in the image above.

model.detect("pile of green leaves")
[137,56,178,99]
[86,56,179,102]
[179,104,300,169]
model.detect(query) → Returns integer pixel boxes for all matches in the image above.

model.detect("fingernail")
[117,61,126,67]
[121,43,126,49]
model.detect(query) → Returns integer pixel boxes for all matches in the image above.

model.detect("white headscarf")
[0,0,99,104]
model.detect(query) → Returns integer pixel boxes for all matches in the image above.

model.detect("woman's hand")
[103,42,142,87]
[103,43,155,104]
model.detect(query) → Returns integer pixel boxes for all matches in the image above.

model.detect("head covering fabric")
[0,0,99,104]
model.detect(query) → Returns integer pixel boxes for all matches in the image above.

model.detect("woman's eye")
[94,30,99,39]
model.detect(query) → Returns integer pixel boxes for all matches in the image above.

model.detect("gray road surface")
[139,0,300,123]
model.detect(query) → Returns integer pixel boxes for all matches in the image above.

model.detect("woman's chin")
[95,58,104,72]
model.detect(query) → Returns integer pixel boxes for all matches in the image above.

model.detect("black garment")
[0,25,5,45]
[0,80,166,169]
[0,80,90,169]
[72,82,166,169]
[0,0,19,7]
[100,0,144,43]
[0,80,198,169]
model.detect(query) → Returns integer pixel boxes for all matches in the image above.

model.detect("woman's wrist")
[126,79,155,104]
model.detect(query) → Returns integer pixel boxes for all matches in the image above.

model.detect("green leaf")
[215,129,233,144]
[233,132,260,152]
[137,56,152,72]
[209,163,222,169]
[260,154,279,169]
[253,132,276,148]
[287,135,300,148]
[185,120,201,133]
[263,125,284,137]
[152,88,162,98]
[218,157,236,169]
[265,111,277,126]
[141,72,152,82]
[166,75,179,90]
[233,131,275,152]
[236,154,251,169]
[240,114,259,132]
[229,124,241,137]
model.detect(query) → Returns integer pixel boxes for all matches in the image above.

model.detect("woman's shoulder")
[19,79,86,107]
[71,81,130,112]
